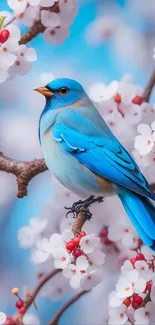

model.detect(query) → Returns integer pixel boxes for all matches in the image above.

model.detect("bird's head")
[35,78,87,111]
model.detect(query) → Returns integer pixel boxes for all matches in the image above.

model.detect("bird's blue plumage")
[38,78,155,250]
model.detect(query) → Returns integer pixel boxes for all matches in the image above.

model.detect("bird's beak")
[34,87,53,97]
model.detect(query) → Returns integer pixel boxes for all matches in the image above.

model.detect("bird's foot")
[65,195,104,220]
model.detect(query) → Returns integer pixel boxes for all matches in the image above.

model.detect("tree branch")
[48,290,88,325]
[13,269,61,325]
[19,3,59,45]
[72,211,88,235]
[149,183,155,192]
[142,69,155,102]
[0,152,47,198]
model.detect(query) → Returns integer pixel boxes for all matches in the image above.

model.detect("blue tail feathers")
[118,190,155,250]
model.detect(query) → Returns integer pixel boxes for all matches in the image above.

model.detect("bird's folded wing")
[52,122,154,199]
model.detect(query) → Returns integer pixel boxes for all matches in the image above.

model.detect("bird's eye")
[59,87,69,95]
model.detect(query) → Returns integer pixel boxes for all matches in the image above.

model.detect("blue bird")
[35,78,155,250]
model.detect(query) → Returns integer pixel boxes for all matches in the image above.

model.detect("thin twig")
[25,269,61,310]
[142,69,155,102]
[0,152,47,198]
[13,269,61,325]
[48,290,88,325]
[4,16,16,28]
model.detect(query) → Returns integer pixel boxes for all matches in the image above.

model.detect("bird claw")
[65,195,104,220]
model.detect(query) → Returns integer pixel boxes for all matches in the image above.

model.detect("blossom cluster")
[89,75,145,141]
[88,75,155,183]
[0,19,37,83]
[109,247,155,325]
[0,1,77,83]
[7,0,77,45]
[134,122,155,166]
[18,220,105,291]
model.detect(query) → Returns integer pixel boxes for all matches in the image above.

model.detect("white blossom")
[87,250,105,268]
[53,247,71,269]
[0,312,6,325]
[43,27,70,45]
[109,305,128,325]
[134,302,155,325]
[134,122,155,155]
[80,234,100,253]
[9,44,37,76]
[135,260,154,281]
[80,269,103,291]
[108,218,137,248]
[141,246,155,260]
[41,11,60,28]
[18,218,47,249]
[7,0,27,13]
[21,5,40,27]
[63,256,89,289]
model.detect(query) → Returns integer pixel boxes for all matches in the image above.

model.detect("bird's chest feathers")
[41,127,75,179]
[41,128,62,173]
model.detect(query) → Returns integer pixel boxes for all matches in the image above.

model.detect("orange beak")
[34,87,53,97]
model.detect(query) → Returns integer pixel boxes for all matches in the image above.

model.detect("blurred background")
[0,0,155,323]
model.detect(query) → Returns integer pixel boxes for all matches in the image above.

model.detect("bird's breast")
[41,127,115,197]
[41,127,64,175]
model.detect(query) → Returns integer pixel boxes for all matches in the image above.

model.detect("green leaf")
[0,16,7,30]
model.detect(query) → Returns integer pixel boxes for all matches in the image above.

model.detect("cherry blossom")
[80,269,104,291]
[59,0,77,14]
[134,302,155,325]
[31,230,73,263]
[116,276,146,299]
[89,81,118,103]
[109,305,128,325]
[134,122,155,156]
[0,312,6,325]
[121,260,139,282]
[20,5,40,27]
[18,218,47,249]
[31,238,54,263]
[9,44,37,76]
[141,246,155,260]
[53,247,71,269]
[43,26,70,45]
[87,250,105,268]
[63,256,89,289]
[41,11,60,28]
[134,260,154,281]
[7,0,28,14]
[108,218,138,248]
[109,292,124,308]
[80,234,100,254]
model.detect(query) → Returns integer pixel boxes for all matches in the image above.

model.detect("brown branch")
[0,152,47,198]
[142,69,155,102]
[13,269,61,325]
[72,196,103,235]
[19,3,59,45]
[48,290,88,325]
[72,211,88,235]
[149,183,155,191]
[19,20,45,45]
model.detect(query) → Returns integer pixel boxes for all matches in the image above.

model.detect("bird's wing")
[52,111,154,199]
